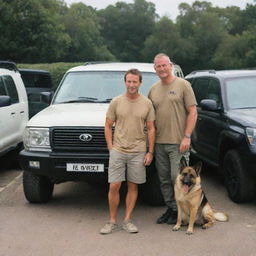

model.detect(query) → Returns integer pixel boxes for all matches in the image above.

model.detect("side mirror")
[41,91,53,104]
[0,95,11,107]
[200,99,220,111]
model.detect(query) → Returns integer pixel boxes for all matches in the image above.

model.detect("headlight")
[24,127,51,152]
[246,127,256,146]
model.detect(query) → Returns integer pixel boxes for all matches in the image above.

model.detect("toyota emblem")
[79,133,93,142]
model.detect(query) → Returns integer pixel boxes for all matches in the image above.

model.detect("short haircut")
[124,69,142,82]
[153,53,172,65]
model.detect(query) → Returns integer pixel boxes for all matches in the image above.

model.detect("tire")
[223,150,255,203]
[1,145,22,169]
[23,171,54,203]
[140,164,164,206]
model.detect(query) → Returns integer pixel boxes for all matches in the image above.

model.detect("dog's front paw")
[186,229,193,235]
[202,222,213,229]
[172,225,180,231]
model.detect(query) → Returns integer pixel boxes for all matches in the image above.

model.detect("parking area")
[0,161,256,256]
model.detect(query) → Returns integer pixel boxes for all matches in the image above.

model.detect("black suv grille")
[52,127,107,152]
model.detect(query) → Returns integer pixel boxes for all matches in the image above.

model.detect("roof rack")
[84,61,115,66]
[189,70,216,75]
[0,61,19,72]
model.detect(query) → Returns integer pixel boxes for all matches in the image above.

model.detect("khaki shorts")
[108,149,146,184]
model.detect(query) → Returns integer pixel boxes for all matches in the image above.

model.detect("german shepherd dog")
[172,157,228,235]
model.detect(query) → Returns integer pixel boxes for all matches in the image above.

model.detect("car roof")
[0,68,17,75]
[0,61,18,72]
[68,62,155,73]
[186,69,256,79]
[67,62,182,73]
[19,68,50,74]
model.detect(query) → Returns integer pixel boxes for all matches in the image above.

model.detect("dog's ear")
[180,156,188,172]
[193,161,202,176]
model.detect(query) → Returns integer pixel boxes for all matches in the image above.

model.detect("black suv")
[186,70,256,203]
[19,69,53,118]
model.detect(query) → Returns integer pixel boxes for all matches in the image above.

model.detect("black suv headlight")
[246,127,256,146]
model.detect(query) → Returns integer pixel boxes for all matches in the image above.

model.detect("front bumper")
[19,150,109,182]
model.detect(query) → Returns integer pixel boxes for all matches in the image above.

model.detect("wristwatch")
[184,134,191,139]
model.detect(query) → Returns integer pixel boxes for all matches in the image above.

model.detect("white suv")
[19,62,184,204]
[0,62,28,159]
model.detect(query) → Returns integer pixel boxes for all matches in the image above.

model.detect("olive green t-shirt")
[106,94,155,153]
[148,77,197,144]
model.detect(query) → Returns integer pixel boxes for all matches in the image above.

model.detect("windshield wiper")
[234,106,256,110]
[99,98,112,103]
[61,96,99,103]
[60,97,112,104]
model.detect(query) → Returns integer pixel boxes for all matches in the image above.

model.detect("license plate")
[66,163,104,172]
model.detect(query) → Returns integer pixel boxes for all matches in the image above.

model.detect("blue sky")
[65,0,255,20]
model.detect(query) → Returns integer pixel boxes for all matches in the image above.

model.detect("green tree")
[62,3,115,61]
[213,25,256,69]
[213,6,244,35]
[212,3,256,69]
[176,1,227,71]
[212,34,248,69]
[242,3,256,29]
[99,0,157,61]
[0,0,71,63]
[142,16,196,73]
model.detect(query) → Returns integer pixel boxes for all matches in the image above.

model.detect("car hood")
[228,108,256,128]
[27,103,109,127]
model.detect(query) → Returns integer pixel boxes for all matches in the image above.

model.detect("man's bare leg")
[108,182,122,222]
[124,181,138,221]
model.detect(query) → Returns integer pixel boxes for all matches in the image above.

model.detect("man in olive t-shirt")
[100,69,155,235]
[148,53,197,225]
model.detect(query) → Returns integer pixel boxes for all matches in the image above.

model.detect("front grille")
[52,127,107,152]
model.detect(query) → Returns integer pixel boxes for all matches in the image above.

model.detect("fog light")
[29,161,40,168]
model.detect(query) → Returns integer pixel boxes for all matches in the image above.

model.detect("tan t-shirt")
[148,77,197,144]
[106,94,155,153]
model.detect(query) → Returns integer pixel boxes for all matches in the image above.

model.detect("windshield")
[225,76,256,109]
[53,71,159,104]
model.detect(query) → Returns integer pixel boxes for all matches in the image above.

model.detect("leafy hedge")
[17,62,83,90]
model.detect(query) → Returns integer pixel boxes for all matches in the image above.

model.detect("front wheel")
[223,150,255,203]
[23,171,54,203]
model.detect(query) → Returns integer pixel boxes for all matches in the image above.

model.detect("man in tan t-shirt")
[148,53,197,225]
[100,69,155,234]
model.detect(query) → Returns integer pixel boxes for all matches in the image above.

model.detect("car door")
[0,75,21,151]
[190,77,223,164]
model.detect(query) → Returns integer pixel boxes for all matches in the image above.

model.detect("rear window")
[0,75,19,104]
[20,71,53,88]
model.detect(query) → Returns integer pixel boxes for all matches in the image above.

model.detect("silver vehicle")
[19,62,184,205]
[0,61,28,158]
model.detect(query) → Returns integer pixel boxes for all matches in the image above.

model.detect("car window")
[2,75,19,104]
[0,77,7,95]
[191,77,222,107]
[20,72,52,88]
[191,78,209,105]
[207,79,221,106]
[225,76,256,109]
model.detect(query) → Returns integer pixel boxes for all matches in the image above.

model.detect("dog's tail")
[213,212,229,222]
